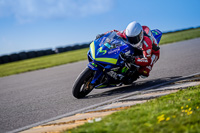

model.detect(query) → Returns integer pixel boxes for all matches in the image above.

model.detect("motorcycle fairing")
[151,29,162,44]
[89,32,130,65]
[87,32,135,88]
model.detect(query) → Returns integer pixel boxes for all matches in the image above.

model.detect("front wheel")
[72,68,94,99]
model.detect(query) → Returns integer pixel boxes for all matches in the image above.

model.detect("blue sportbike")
[72,30,162,98]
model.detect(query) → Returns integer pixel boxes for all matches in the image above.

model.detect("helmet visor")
[127,31,143,45]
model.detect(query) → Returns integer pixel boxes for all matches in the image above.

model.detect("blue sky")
[0,0,200,56]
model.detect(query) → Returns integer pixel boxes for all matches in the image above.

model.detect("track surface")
[0,38,200,132]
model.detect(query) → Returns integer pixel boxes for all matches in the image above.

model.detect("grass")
[0,48,88,77]
[67,85,200,133]
[159,28,200,45]
[0,28,200,77]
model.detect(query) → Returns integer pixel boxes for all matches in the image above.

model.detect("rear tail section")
[151,29,162,44]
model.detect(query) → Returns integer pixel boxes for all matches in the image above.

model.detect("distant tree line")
[162,26,200,34]
[0,43,90,64]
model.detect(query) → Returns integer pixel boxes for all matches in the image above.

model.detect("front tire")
[72,68,94,99]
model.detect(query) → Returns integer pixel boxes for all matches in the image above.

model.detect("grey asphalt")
[0,38,200,133]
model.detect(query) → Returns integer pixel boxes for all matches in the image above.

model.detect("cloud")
[0,0,113,22]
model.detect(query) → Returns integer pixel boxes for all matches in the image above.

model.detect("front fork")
[87,62,103,85]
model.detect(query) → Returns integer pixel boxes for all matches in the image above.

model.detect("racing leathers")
[103,26,160,77]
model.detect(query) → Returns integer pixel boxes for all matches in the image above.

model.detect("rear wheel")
[72,68,94,99]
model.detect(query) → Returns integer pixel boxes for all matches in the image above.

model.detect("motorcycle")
[72,29,162,98]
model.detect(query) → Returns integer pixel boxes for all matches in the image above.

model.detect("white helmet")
[125,21,143,47]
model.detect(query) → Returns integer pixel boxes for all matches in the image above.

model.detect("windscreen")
[103,32,125,49]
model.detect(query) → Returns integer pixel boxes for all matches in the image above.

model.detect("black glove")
[95,34,104,40]
[152,43,160,51]
[125,55,135,63]
[120,53,135,63]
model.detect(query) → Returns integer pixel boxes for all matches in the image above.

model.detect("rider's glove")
[152,43,160,51]
[121,53,135,63]
[125,55,135,64]
[95,34,104,40]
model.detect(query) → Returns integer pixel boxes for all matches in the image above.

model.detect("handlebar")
[120,52,140,69]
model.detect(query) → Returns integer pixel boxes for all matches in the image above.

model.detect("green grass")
[67,85,200,133]
[0,28,200,77]
[159,28,200,45]
[0,48,88,77]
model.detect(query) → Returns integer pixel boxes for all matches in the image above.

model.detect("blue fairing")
[87,32,134,86]
[151,29,162,44]
[88,32,134,67]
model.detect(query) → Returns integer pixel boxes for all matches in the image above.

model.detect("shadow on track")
[85,76,181,99]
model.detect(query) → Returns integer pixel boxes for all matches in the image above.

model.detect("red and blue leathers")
[105,26,160,77]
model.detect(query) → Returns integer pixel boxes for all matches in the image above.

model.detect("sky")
[0,0,200,56]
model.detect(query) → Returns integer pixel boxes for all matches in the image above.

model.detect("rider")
[97,21,160,78]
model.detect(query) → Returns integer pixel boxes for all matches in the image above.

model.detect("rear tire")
[72,68,94,99]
